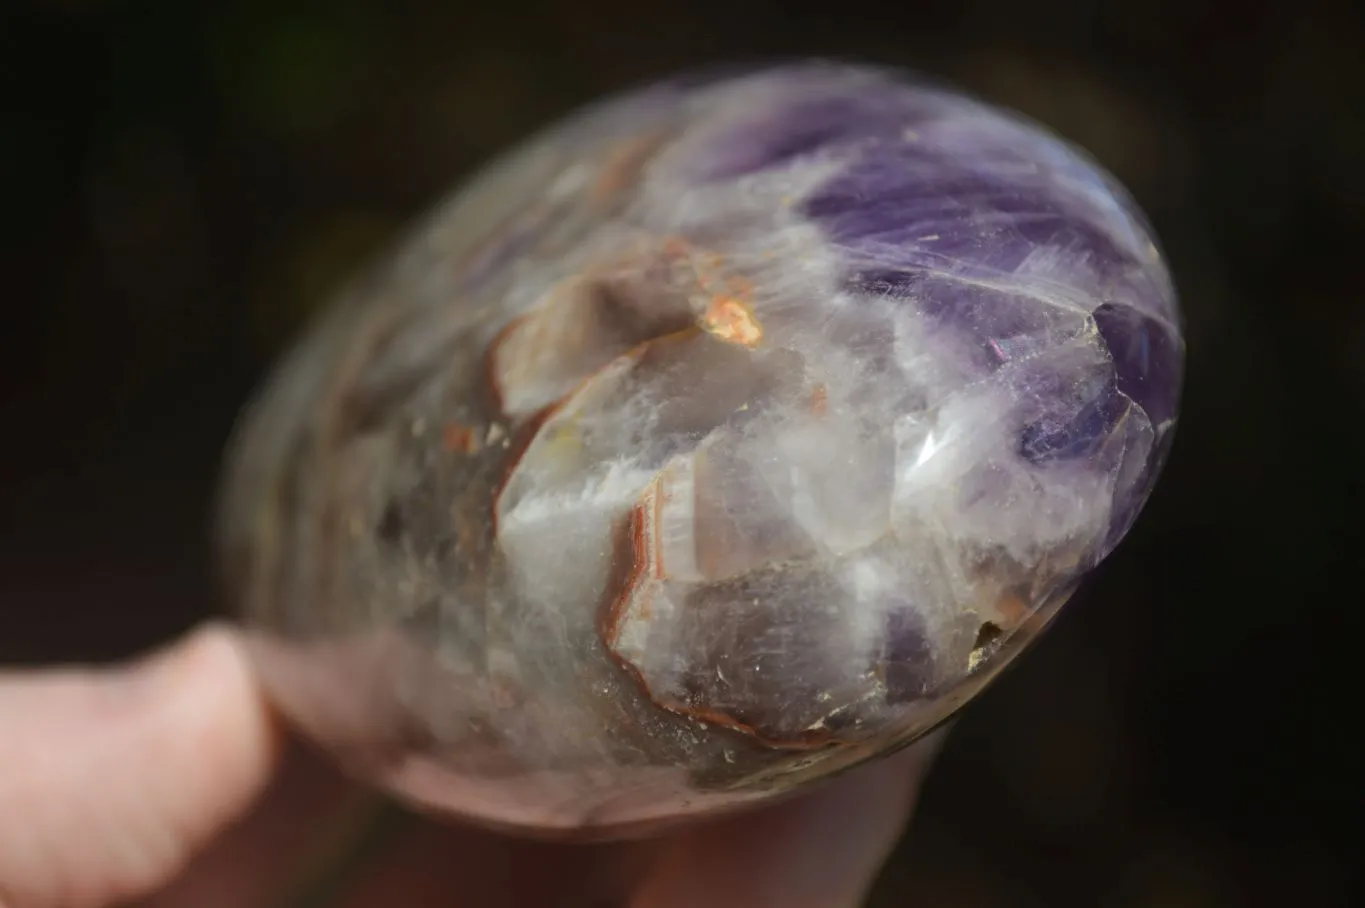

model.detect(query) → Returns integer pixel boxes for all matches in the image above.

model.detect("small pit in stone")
[377,500,405,545]
[970,622,1004,661]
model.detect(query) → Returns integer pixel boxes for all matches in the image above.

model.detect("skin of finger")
[0,624,281,908]
[329,732,943,908]
[132,744,382,908]
[629,733,946,908]
[331,819,663,908]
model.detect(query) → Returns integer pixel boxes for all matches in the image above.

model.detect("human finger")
[0,624,281,908]
[629,732,945,908]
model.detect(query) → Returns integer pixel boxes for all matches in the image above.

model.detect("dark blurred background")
[2,0,1361,905]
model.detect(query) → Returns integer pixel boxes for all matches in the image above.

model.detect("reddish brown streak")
[596,478,852,753]
[486,393,572,544]
[489,308,848,751]
[809,382,829,416]
[482,313,529,416]
[442,421,480,455]
[485,325,703,540]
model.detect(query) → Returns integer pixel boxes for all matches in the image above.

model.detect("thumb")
[0,624,282,908]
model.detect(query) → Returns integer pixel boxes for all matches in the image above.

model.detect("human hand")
[0,624,941,908]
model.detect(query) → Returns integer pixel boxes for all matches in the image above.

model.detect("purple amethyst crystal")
[217,61,1183,838]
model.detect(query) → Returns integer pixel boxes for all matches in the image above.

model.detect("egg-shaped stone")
[217,61,1183,839]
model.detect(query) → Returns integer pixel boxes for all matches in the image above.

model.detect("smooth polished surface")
[218,61,1183,838]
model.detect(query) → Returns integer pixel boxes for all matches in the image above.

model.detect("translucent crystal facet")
[218,61,1184,838]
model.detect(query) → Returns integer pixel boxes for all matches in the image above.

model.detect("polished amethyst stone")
[217,61,1183,838]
